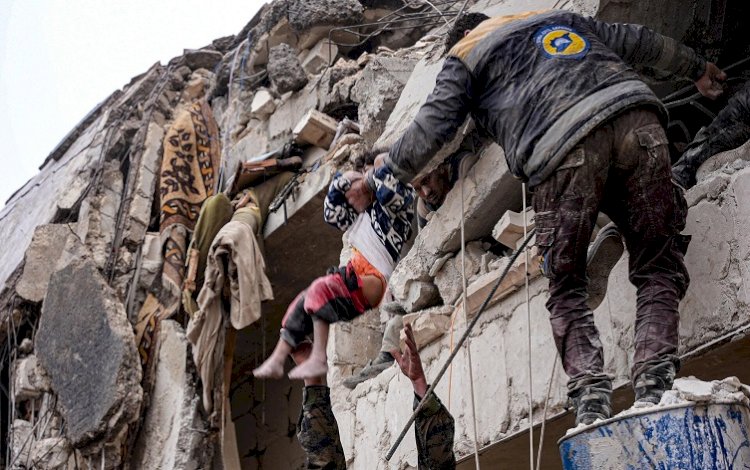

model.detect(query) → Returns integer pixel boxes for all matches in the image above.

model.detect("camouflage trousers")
[532,107,690,383]
[297,386,346,469]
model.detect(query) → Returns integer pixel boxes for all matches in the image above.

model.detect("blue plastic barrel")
[558,402,750,469]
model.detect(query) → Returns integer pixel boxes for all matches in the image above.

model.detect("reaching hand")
[345,176,373,213]
[695,62,726,100]
[392,323,428,397]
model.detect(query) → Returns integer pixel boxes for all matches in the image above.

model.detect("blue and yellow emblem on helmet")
[534,25,590,59]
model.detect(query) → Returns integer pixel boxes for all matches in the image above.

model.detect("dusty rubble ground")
[0,0,749,469]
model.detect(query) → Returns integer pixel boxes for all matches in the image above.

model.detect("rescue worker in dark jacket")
[346,10,726,425]
[294,323,456,469]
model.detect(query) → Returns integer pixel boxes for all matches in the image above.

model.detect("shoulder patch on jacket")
[534,25,590,59]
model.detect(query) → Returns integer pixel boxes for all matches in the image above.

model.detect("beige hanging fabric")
[186,215,273,413]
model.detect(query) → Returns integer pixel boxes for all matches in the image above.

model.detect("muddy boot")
[586,222,624,311]
[568,375,613,425]
[634,359,677,405]
[342,352,394,390]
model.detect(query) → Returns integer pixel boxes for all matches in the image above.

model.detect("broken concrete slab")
[36,259,142,447]
[75,159,124,269]
[123,122,163,247]
[183,48,223,71]
[11,419,33,466]
[328,312,383,369]
[29,437,71,470]
[294,109,338,149]
[351,56,417,144]
[403,280,441,313]
[287,0,364,49]
[0,107,108,295]
[696,139,750,185]
[251,89,277,117]
[401,306,453,351]
[461,247,541,320]
[132,320,210,470]
[318,59,361,118]
[268,81,320,145]
[14,355,51,402]
[268,43,309,94]
[302,39,339,75]
[15,224,73,303]
[433,242,487,306]
[492,209,535,250]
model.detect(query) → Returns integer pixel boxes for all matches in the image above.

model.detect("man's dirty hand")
[695,62,726,100]
[345,176,373,213]
[392,323,428,397]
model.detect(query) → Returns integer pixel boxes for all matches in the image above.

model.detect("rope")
[385,228,536,461]
[522,183,535,470]
[460,171,481,469]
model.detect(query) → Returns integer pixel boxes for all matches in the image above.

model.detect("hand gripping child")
[253,150,415,380]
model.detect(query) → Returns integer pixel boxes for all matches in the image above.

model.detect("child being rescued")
[253,149,415,380]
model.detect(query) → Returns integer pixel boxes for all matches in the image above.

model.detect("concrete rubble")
[132,320,210,469]
[36,259,142,452]
[0,0,748,468]
[268,43,309,94]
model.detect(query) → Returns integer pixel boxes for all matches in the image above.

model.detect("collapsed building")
[0,0,749,468]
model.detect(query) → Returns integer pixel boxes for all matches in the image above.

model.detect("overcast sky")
[0,0,266,207]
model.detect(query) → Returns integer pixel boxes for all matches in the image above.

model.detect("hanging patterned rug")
[158,99,221,318]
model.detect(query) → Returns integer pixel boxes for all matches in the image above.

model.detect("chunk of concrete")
[302,39,339,75]
[404,280,441,313]
[433,242,487,306]
[351,56,417,144]
[250,89,276,117]
[16,224,72,303]
[401,306,453,351]
[14,355,51,401]
[492,209,535,250]
[183,48,223,71]
[11,419,33,465]
[268,43,309,94]
[75,159,123,269]
[29,437,71,470]
[36,259,142,447]
[462,246,542,320]
[132,320,210,469]
[288,0,364,48]
[294,109,338,149]
[123,122,163,246]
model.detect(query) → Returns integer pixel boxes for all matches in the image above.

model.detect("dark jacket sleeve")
[386,57,475,183]
[673,82,750,188]
[585,18,706,80]
[414,391,456,470]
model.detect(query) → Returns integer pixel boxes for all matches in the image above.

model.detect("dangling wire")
[535,352,559,470]
[460,166,481,469]
[522,183,534,470]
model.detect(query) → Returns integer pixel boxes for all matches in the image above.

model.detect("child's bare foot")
[288,356,328,380]
[253,359,285,379]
